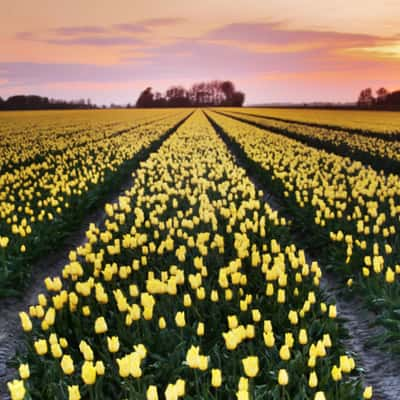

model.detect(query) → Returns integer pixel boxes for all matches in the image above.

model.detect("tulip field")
[2,108,400,399]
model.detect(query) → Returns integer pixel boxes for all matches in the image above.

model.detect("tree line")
[0,95,97,110]
[357,87,400,110]
[136,80,245,108]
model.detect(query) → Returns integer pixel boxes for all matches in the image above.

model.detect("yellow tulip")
[107,336,120,353]
[175,379,185,396]
[238,376,249,391]
[117,356,130,378]
[363,386,373,399]
[0,236,9,248]
[79,340,94,361]
[211,369,222,387]
[328,305,337,318]
[197,322,205,336]
[186,345,200,369]
[165,383,178,400]
[7,379,26,400]
[183,294,192,307]
[94,316,108,334]
[288,310,298,325]
[228,315,239,329]
[386,267,395,283]
[236,390,249,400]
[279,345,291,361]
[68,385,81,400]
[309,371,318,388]
[277,289,285,303]
[147,385,159,400]
[331,365,342,381]
[299,329,308,345]
[61,355,75,375]
[96,360,105,375]
[242,356,259,378]
[19,312,32,332]
[175,311,186,327]
[81,361,97,385]
[263,331,275,347]
[34,339,48,355]
[278,369,289,386]
[18,364,30,380]
[159,317,167,329]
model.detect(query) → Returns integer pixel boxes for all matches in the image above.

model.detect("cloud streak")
[52,26,109,36]
[15,17,187,48]
[46,36,146,47]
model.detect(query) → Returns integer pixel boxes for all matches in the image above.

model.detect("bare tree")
[357,88,375,108]
[376,87,389,103]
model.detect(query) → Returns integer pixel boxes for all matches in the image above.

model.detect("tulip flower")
[68,385,81,400]
[61,354,75,375]
[81,361,97,385]
[7,379,26,400]
[211,369,222,387]
[278,369,289,386]
[18,364,30,380]
[363,386,373,399]
[147,385,159,400]
[94,316,108,334]
[242,356,259,378]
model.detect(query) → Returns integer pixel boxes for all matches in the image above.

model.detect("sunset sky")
[1,0,400,105]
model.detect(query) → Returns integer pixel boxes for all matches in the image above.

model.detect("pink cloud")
[53,26,109,36]
[139,17,187,27]
[46,36,146,47]
[113,23,149,33]
[205,22,392,51]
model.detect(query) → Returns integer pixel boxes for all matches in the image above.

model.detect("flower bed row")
[217,109,400,174]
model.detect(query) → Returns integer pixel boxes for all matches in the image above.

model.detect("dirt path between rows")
[205,110,400,400]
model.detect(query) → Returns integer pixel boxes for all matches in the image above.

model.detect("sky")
[0,0,400,105]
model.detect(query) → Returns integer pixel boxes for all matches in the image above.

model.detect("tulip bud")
[211,369,222,387]
[18,364,30,380]
[68,385,81,400]
[147,385,159,400]
[278,369,289,386]
[61,355,75,375]
[363,386,373,399]
[94,317,108,334]
[242,356,259,378]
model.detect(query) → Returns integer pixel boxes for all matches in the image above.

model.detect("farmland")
[1,108,400,399]
[228,108,400,137]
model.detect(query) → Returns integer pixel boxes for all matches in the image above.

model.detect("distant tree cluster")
[357,87,400,109]
[136,80,245,108]
[0,95,97,111]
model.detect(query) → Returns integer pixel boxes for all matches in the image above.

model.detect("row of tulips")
[0,109,176,173]
[218,109,400,173]
[206,110,400,353]
[0,109,190,295]
[8,110,369,399]
[223,107,400,138]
